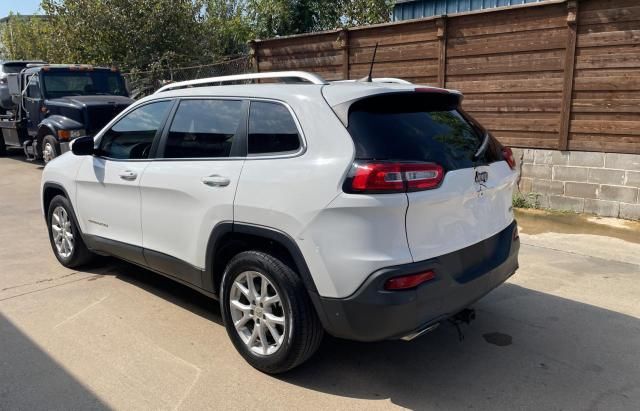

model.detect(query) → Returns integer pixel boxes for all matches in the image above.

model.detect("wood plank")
[570,120,640,136]
[576,53,640,70]
[448,3,567,37]
[579,6,640,26]
[349,22,438,48]
[349,42,438,64]
[559,0,578,151]
[473,117,560,133]
[572,99,640,113]
[577,29,640,48]
[446,78,563,93]
[349,60,439,78]
[437,17,447,88]
[447,49,564,76]
[574,76,640,91]
[568,139,640,155]
[463,98,562,112]
[447,70,563,83]
[447,28,567,57]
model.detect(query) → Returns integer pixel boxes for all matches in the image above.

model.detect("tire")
[46,195,95,268]
[0,134,6,157]
[42,135,59,164]
[221,251,323,374]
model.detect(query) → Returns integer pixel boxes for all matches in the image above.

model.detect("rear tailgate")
[344,91,518,262]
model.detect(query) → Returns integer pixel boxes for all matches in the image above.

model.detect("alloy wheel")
[51,206,74,258]
[229,271,286,356]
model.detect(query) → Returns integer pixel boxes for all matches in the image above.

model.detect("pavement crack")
[521,241,640,268]
[1,271,83,292]
[0,275,101,302]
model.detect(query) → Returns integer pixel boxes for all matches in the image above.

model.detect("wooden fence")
[249,0,640,155]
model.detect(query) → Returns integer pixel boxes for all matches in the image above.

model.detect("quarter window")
[164,99,244,159]
[98,100,172,159]
[248,101,301,155]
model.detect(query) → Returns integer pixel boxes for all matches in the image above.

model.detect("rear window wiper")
[473,133,489,161]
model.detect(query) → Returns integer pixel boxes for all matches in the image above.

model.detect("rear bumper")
[314,221,519,342]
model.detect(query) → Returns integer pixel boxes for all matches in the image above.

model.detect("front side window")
[164,99,244,159]
[248,101,301,155]
[26,75,40,99]
[98,100,172,160]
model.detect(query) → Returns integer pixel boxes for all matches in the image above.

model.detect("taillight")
[385,270,435,291]
[346,162,444,194]
[502,147,516,170]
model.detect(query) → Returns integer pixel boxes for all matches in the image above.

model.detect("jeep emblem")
[475,171,488,184]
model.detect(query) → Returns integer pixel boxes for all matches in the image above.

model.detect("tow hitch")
[449,308,476,341]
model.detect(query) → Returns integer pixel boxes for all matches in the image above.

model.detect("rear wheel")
[221,251,323,374]
[42,135,59,164]
[47,195,94,267]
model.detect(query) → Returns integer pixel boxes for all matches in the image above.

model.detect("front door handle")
[119,170,138,181]
[201,175,230,187]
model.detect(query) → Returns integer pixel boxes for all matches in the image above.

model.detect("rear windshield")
[347,93,500,171]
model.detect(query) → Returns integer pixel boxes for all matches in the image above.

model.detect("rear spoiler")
[329,89,464,128]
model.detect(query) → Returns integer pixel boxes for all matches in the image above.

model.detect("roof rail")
[154,71,327,94]
[331,78,413,85]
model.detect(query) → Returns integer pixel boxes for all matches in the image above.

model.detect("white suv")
[41,71,520,373]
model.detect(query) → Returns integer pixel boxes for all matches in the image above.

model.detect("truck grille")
[86,105,129,135]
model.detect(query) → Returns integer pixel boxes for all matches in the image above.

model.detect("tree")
[1,0,393,71]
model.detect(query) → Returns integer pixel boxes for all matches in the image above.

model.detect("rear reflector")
[385,270,436,291]
[347,162,444,194]
[502,147,516,170]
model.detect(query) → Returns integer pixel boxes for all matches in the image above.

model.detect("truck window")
[26,75,41,99]
[42,71,127,98]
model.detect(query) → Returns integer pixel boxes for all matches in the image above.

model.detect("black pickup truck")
[0,64,133,162]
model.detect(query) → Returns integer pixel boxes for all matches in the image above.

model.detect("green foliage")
[513,192,541,209]
[1,0,393,71]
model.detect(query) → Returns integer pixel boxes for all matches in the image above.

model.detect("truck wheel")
[47,195,95,268]
[42,135,59,164]
[221,251,324,374]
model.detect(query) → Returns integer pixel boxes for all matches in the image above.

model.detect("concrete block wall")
[512,149,640,220]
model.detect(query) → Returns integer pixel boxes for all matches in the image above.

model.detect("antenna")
[364,42,379,83]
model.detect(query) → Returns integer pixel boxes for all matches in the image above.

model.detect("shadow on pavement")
[92,259,640,410]
[0,313,108,410]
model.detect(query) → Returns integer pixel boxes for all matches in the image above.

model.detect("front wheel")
[42,135,59,164]
[221,251,323,374]
[47,195,95,267]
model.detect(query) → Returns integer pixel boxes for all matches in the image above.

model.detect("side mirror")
[71,136,95,156]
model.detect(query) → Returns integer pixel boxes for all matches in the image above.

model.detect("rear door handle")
[201,175,230,187]
[119,170,138,181]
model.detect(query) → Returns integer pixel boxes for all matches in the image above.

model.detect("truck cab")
[0,64,133,162]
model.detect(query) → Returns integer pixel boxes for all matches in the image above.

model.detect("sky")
[1,0,42,18]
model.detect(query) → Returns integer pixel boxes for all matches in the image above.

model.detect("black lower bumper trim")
[314,221,520,342]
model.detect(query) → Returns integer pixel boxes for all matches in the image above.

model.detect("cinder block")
[522,149,535,164]
[519,177,533,193]
[531,179,564,195]
[620,203,640,220]
[522,164,552,180]
[568,151,605,167]
[549,195,584,213]
[536,194,550,209]
[584,199,620,218]
[565,182,598,199]
[598,185,638,203]
[588,168,625,185]
[625,171,640,188]
[553,166,588,182]
[533,150,570,166]
[605,153,640,171]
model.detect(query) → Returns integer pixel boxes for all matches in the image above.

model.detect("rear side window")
[164,99,244,158]
[347,93,499,171]
[248,101,301,155]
